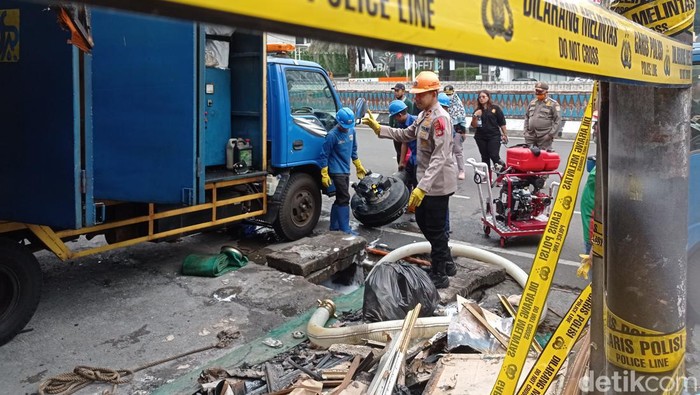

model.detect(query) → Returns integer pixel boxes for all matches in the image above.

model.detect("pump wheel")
[500,237,507,248]
[0,238,42,346]
[274,173,321,241]
[483,225,491,236]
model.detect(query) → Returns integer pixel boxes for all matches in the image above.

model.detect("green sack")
[182,246,248,277]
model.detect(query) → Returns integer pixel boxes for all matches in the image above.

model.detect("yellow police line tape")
[611,0,695,36]
[605,303,686,374]
[490,82,598,395]
[516,284,592,395]
[146,0,691,86]
[592,219,604,258]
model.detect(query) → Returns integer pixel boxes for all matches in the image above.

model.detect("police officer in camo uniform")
[362,71,457,289]
[524,82,562,150]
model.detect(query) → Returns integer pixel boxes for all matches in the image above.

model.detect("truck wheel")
[0,238,42,346]
[274,173,321,241]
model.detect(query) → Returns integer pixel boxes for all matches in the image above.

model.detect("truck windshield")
[286,69,338,127]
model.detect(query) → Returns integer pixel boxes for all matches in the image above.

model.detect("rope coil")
[38,329,240,395]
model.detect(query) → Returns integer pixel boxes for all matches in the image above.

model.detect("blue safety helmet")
[389,100,408,117]
[336,107,355,129]
[438,92,450,108]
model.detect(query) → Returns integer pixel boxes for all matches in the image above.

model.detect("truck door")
[280,67,340,167]
[0,3,93,229]
[91,10,203,205]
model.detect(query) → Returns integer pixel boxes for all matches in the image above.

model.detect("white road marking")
[378,226,581,267]
[453,194,471,200]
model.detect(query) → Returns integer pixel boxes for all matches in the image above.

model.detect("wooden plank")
[265,362,285,393]
[329,355,362,395]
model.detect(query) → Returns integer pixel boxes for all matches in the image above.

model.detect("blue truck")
[0,4,352,344]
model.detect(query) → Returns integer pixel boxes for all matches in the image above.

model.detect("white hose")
[307,242,546,348]
[307,300,451,348]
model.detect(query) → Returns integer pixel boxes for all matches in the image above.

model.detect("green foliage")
[299,52,350,76]
[447,67,480,81]
[353,69,408,78]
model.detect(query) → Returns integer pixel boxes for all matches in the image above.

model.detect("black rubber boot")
[430,261,450,288]
[429,272,450,289]
[446,261,457,276]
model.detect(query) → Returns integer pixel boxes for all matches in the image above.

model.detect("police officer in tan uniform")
[524,82,561,150]
[362,71,457,288]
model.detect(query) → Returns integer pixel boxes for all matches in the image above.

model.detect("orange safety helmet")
[409,71,441,94]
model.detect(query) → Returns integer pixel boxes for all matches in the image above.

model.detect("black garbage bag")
[363,262,439,322]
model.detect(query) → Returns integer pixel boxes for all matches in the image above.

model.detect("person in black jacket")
[470,90,508,172]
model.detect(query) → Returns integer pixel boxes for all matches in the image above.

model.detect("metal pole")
[588,82,608,395]
[411,54,416,81]
[605,82,689,394]
[602,2,692,393]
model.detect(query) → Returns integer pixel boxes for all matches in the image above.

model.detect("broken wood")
[462,301,510,351]
[265,362,285,393]
[329,355,362,395]
[561,331,591,395]
[327,344,373,360]
[365,247,431,267]
[286,358,322,381]
[353,351,374,379]
[366,303,422,395]
[498,294,544,354]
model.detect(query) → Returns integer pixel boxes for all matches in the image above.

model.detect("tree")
[307,41,356,77]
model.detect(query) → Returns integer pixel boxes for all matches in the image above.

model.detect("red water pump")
[505,145,560,172]
[487,146,562,245]
[469,145,563,247]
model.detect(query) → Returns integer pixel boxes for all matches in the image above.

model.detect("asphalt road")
[347,125,593,291]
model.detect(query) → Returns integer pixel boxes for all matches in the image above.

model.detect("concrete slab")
[306,253,358,284]
[438,257,507,304]
[266,232,366,276]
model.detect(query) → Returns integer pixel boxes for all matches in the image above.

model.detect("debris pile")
[193,287,578,395]
[192,237,585,394]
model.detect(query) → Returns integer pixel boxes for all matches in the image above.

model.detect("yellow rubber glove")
[321,167,332,188]
[577,254,592,279]
[361,110,381,136]
[407,188,426,213]
[353,159,367,179]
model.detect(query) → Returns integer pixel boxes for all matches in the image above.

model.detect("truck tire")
[274,173,321,241]
[0,238,42,346]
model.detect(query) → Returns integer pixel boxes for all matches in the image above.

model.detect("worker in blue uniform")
[319,107,368,235]
[389,100,417,190]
